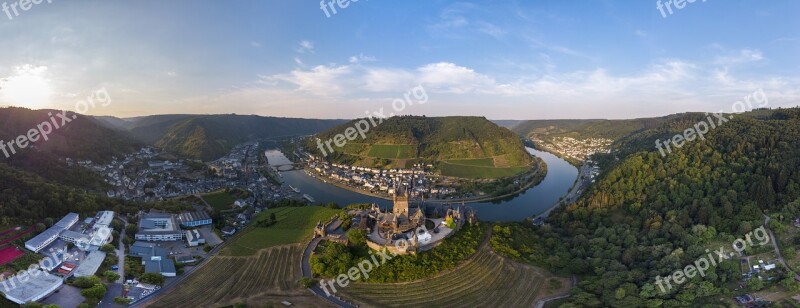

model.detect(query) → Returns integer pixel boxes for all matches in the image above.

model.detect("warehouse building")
[1,270,63,304]
[24,213,79,253]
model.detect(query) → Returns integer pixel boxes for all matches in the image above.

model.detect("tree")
[346,229,366,247]
[110,219,123,232]
[104,270,121,282]
[747,277,764,291]
[140,272,165,286]
[298,277,316,288]
[100,244,116,253]
[80,283,107,300]
[73,276,102,288]
[125,224,138,235]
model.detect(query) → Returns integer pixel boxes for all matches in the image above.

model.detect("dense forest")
[495,108,800,306]
[97,114,345,161]
[0,108,191,224]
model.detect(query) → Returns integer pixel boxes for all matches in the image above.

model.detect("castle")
[357,186,475,255]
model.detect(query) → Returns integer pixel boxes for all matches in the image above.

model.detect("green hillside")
[0,107,142,189]
[307,116,534,178]
[93,114,347,161]
[500,107,800,306]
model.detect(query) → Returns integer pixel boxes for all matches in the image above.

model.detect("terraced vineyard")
[151,244,326,307]
[340,244,569,307]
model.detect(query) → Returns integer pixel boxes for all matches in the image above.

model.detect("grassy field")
[445,158,495,167]
[151,244,329,308]
[222,206,341,257]
[201,190,239,211]
[367,144,416,159]
[340,243,571,307]
[440,162,529,179]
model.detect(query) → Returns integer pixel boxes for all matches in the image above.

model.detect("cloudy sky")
[0,0,798,119]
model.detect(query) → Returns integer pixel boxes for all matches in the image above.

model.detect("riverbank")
[300,157,547,205]
[532,161,593,222]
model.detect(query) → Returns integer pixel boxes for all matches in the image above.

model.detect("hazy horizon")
[1,1,799,120]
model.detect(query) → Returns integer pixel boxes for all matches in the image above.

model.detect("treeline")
[310,223,485,283]
[495,108,800,306]
[0,162,190,225]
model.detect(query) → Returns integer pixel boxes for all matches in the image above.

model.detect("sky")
[0,0,798,120]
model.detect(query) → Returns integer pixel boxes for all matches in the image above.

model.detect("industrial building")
[184,229,205,247]
[1,270,63,304]
[135,212,183,242]
[128,242,177,277]
[177,211,212,228]
[24,213,79,253]
[73,251,107,278]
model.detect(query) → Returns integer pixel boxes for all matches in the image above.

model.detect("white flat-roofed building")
[73,251,106,278]
[184,229,205,247]
[2,270,63,304]
[136,212,183,242]
[89,227,113,250]
[24,213,80,253]
[94,211,115,228]
[59,230,91,250]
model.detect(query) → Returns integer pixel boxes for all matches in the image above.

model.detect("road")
[533,162,592,223]
[117,217,127,283]
[301,223,358,308]
[763,215,800,282]
[99,216,129,308]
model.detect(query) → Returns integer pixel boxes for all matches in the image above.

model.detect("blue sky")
[0,0,798,119]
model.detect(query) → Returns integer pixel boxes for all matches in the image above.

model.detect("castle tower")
[393,189,410,217]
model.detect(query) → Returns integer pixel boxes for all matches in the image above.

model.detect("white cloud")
[349,54,376,64]
[476,21,506,39]
[250,41,262,48]
[297,40,315,54]
[264,64,353,96]
[241,52,800,119]
[714,49,764,65]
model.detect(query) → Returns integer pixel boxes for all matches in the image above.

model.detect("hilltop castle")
[358,185,475,255]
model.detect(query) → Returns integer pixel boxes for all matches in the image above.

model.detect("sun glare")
[0,65,53,110]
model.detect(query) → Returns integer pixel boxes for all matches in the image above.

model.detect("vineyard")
[340,243,571,307]
[150,244,327,307]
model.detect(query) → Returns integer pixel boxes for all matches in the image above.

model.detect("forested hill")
[308,116,533,172]
[0,107,140,162]
[501,108,800,306]
[510,117,672,141]
[0,107,141,189]
[95,114,347,161]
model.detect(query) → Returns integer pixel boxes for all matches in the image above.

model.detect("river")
[265,148,578,222]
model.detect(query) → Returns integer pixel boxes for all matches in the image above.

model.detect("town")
[531,136,613,162]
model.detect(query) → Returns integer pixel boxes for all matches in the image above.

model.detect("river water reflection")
[266,148,578,222]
